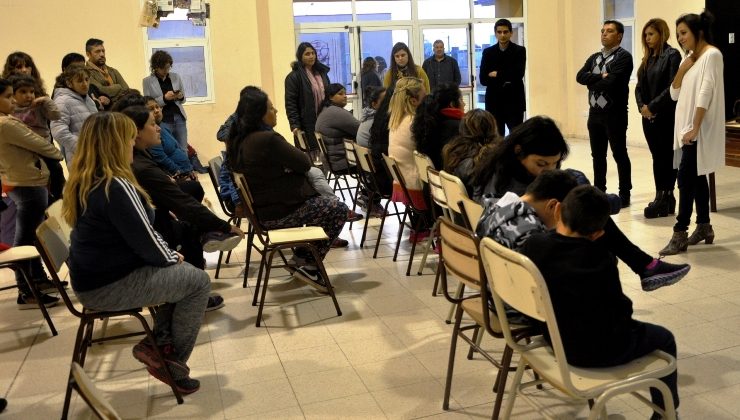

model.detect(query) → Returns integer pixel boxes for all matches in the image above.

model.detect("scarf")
[305,66,324,115]
[440,108,464,120]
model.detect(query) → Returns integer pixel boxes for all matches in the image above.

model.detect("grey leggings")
[75,262,210,363]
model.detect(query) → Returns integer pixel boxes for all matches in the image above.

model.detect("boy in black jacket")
[519,185,678,419]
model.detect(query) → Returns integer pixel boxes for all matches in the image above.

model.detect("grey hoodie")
[356,106,377,148]
[476,191,547,251]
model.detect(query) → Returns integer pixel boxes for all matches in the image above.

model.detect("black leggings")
[674,144,710,231]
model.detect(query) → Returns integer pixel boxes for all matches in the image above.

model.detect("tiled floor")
[2,139,740,419]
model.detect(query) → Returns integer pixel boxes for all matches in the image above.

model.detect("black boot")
[665,189,676,214]
[644,191,670,219]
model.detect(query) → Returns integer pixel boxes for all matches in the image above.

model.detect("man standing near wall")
[85,38,129,108]
[422,40,461,91]
[479,18,526,136]
[576,20,633,207]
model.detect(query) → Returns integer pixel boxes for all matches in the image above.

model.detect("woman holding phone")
[143,50,189,151]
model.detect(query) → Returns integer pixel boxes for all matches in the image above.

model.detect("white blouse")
[670,47,725,175]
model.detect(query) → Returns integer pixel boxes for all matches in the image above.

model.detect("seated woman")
[357,85,386,148]
[473,116,690,292]
[314,83,360,174]
[387,77,430,242]
[227,86,348,284]
[442,109,500,198]
[368,86,395,196]
[63,112,210,394]
[410,82,465,169]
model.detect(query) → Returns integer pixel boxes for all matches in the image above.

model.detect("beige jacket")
[0,115,64,187]
[388,116,421,190]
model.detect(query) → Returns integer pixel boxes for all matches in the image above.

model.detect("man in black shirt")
[422,40,462,91]
[519,185,679,419]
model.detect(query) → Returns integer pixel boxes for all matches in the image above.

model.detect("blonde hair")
[638,18,671,75]
[387,77,424,131]
[62,112,151,226]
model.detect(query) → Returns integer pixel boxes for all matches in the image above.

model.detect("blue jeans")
[161,113,188,152]
[7,186,48,292]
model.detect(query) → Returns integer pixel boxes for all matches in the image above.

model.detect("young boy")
[9,74,65,202]
[477,170,689,292]
[518,185,679,419]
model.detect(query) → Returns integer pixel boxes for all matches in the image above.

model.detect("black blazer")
[635,44,681,118]
[284,61,330,150]
[479,42,526,113]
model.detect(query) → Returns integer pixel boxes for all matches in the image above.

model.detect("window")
[418,0,469,20]
[145,8,214,102]
[603,0,635,57]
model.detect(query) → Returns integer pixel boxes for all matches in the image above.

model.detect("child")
[9,75,66,202]
[519,185,679,419]
[50,64,98,166]
[54,53,109,110]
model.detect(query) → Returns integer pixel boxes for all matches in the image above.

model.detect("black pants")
[492,108,524,137]
[587,112,631,196]
[44,158,66,204]
[642,116,677,191]
[599,218,653,275]
[675,144,710,232]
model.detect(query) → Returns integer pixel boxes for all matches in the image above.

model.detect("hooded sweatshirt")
[356,106,377,148]
[476,191,547,251]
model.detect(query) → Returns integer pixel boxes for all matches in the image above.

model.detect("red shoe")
[347,210,364,222]
[331,238,349,248]
[408,230,431,244]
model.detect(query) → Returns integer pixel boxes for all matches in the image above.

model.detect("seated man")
[477,169,689,292]
[518,185,679,419]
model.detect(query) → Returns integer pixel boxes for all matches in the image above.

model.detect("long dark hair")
[388,42,418,86]
[295,42,316,67]
[120,105,151,130]
[473,116,570,194]
[676,11,714,51]
[442,109,500,173]
[226,86,269,167]
[2,51,47,96]
[369,86,394,152]
[411,83,462,156]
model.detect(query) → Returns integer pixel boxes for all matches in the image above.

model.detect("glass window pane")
[154,46,208,98]
[147,16,205,39]
[293,1,352,24]
[360,29,410,84]
[298,32,354,94]
[472,22,524,110]
[418,0,470,20]
[621,24,633,56]
[473,0,523,18]
[356,1,411,21]
[422,28,470,86]
[603,0,634,19]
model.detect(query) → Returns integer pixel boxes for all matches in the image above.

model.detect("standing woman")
[361,57,381,92]
[661,12,724,255]
[635,18,682,219]
[383,42,430,93]
[285,42,330,159]
[143,50,188,151]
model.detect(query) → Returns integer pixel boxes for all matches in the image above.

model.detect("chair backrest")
[439,170,469,218]
[426,168,449,213]
[35,218,83,318]
[353,143,375,174]
[207,156,234,218]
[231,172,269,244]
[439,216,483,293]
[71,362,122,420]
[45,199,72,245]
[413,151,434,184]
[459,196,484,231]
[382,153,422,211]
[343,139,358,168]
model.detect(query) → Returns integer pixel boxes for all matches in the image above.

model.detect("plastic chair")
[479,237,678,420]
[232,172,342,327]
[70,362,122,420]
[382,154,431,276]
[35,219,184,419]
[437,217,533,419]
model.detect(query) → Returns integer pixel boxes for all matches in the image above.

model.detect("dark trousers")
[599,218,653,275]
[44,158,66,204]
[675,144,710,232]
[7,186,48,292]
[642,117,677,191]
[492,108,524,137]
[614,322,679,414]
[587,112,631,196]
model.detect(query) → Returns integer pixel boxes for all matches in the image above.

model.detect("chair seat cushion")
[269,226,329,244]
[0,246,40,264]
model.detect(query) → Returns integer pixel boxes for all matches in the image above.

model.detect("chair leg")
[18,266,57,336]
[492,345,514,420]
[392,209,409,262]
[373,200,392,258]
[62,318,89,419]
[417,218,439,275]
[405,213,424,276]
[443,304,465,410]
[245,226,255,268]
[214,251,223,279]
[502,358,527,420]
[79,318,96,367]
[445,283,464,324]
[134,312,184,404]
[467,326,480,359]
[311,247,342,317]
[255,251,276,327]
[432,263,442,297]
[251,251,268,305]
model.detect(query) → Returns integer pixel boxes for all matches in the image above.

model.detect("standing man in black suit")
[479,18,526,136]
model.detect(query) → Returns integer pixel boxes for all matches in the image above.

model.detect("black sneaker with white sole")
[201,231,242,253]
[205,294,225,312]
[294,266,328,292]
[17,293,59,309]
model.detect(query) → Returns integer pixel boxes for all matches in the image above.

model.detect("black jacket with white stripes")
[68,177,179,292]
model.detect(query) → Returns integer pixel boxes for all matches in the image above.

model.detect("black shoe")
[201,231,242,253]
[17,293,59,310]
[619,194,630,208]
[0,397,6,413]
[146,366,200,395]
[640,259,691,291]
[331,238,349,248]
[34,278,68,294]
[205,294,225,312]
[294,266,328,292]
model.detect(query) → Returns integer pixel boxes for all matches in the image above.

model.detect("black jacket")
[284,61,330,150]
[417,114,461,170]
[635,44,681,119]
[132,148,230,235]
[576,47,633,115]
[479,42,526,113]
